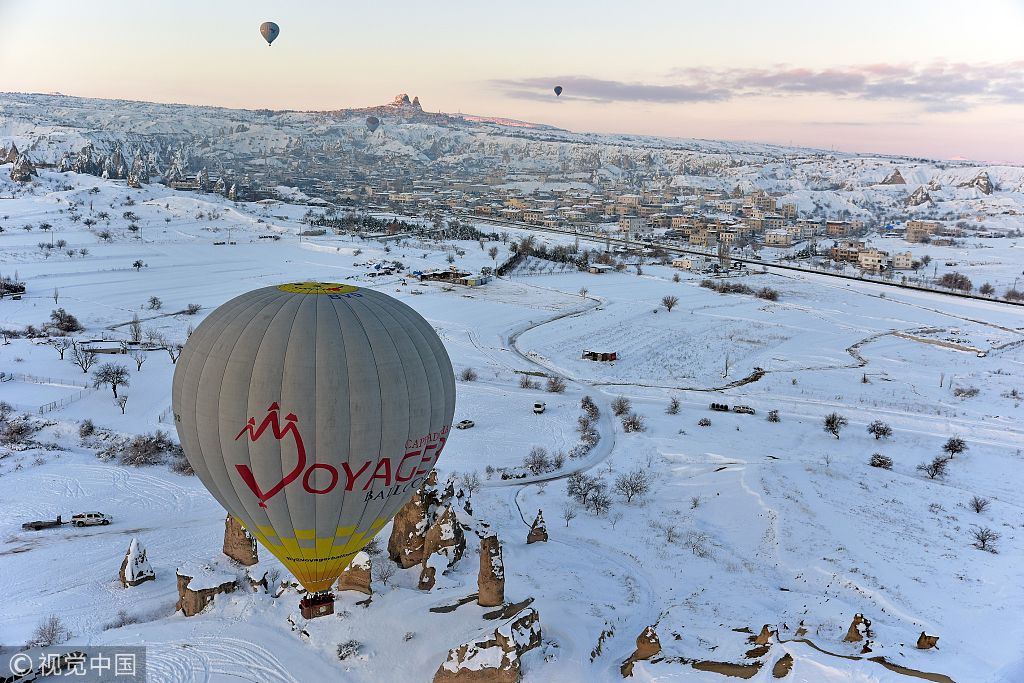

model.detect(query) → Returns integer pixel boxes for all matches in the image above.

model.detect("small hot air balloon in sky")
[366,115,380,132]
[172,282,456,600]
[260,21,280,46]
[554,85,563,97]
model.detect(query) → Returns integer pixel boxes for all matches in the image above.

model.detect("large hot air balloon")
[172,282,456,605]
[260,21,280,46]
[554,85,563,97]
[365,116,380,133]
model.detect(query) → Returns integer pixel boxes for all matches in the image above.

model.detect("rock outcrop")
[844,613,871,643]
[433,608,541,683]
[906,186,933,207]
[119,538,155,587]
[10,155,37,182]
[752,624,773,646]
[337,551,372,595]
[389,473,441,568]
[526,510,547,544]
[772,653,794,678]
[418,504,466,590]
[0,142,19,164]
[916,632,939,650]
[960,171,994,195]
[478,535,505,607]
[880,169,906,185]
[222,515,258,566]
[175,566,237,616]
[620,625,661,677]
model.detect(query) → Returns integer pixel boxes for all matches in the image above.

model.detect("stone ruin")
[222,515,258,566]
[337,551,372,595]
[434,608,541,683]
[477,535,504,607]
[119,538,155,587]
[620,625,661,677]
[526,510,547,544]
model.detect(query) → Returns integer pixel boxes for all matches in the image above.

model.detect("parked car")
[732,405,756,415]
[455,419,475,429]
[709,402,729,412]
[533,401,546,414]
[22,515,65,531]
[71,512,111,527]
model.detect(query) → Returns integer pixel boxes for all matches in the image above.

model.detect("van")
[533,401,546,414]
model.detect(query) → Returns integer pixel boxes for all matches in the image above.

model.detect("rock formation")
[0,142,19,164]
[175,566,237,616]
[389,473,442,568]
[418,504,466,590]
[478,535,505,607]
[772,653,794,678]
[906,186,933,207]
[843,613,871,643]
[222,514,258,565]
[752,624,773,646]
[10,155,37,182]
[620,625,661,677]
[119,537,155,587]
[960,171,994,195]
[337,551,372,595]
[433,608,541,683]
[526,510,547,544]
[916,632,939,650]
[880,169,906,185]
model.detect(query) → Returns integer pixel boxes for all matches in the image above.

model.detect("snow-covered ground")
[1,169,1023,683]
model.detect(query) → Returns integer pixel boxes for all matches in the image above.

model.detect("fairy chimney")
[477,535,505,607]
[527,510,548,544]
[119,537,155,587]
[916,632,939,650]
[337,551,372,595]
[844,613,871,643]
[389,476,441,568]
[223,515,258,566]
[620,625,661,677]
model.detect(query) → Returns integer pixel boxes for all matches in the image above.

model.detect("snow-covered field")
[2,169,1024,683]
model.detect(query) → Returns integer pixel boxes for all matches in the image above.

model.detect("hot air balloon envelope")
[554,85,563,96]
[366,116,380,132]
[172,282,456,592]
[260,21,280,46]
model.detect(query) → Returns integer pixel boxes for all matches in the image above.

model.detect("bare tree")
[588,488,612,515]
[92,363,130,397]
[147,296,162,310]
[969,496,990,513]
[52,287,59,304]
[613,469,651,503]
[129,348,147,371]
[566,471,602,506]
[47,337,73,359]
[70,340,99,373]
[661,295,679,312]
[867,420,892,440]
[917,456,949,479]
[609,510,624,529]
[823,412,848,439]
[578,287,588,298]
[621,412,646,432]
[690,495,701,509]
[561,502,578,527]
[970,526,1000,553]
[666,396,680,415]
[373,561,398,586]
[129,314,143,343]
[115,395,128,414]
[166,343,183,363]
[943,436,967,457]
[488,246,499,263]
[458,470,482,497]
[524,446,552,474]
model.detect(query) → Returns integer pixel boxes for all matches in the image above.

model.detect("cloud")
[494,61,1024,111]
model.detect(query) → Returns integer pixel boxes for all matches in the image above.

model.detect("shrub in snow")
[1,414,40,446]
[26,614,71,648]
[580,395,599,419]
[621,412,646,433]
[545,376,566,393]
[459,367,478,382]
[867,420,892,440]
[869,453,893,470]
[523,447,552,475]
[697,417,711,427]
[118,430,183,467]
[79,419,96,439]
[767,410,780,423]
[337,640,363,661]
[49,307,83,333]
[953,386,979,398]
[185,303,202,315]
[611,396,631,416]
[666,397,680,415]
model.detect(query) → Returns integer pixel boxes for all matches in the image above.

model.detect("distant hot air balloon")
[260,21,280,46]
[172,282,456,601]
[554,85,563,97]
[366,116,380,132]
